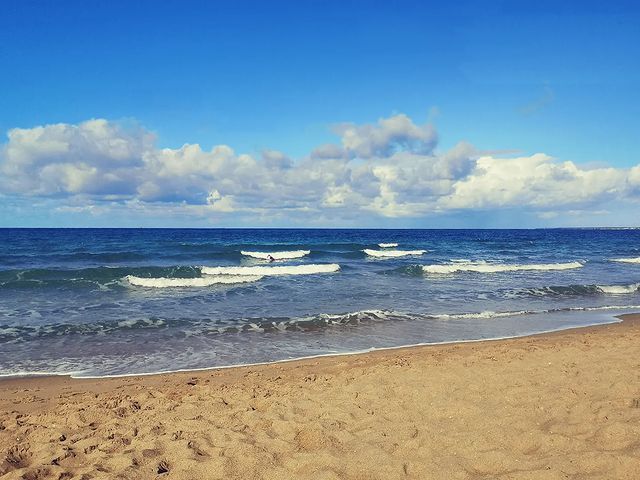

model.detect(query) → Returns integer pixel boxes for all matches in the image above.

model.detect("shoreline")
[0,311,630,384]
[0,312,637,397]
[2,313,640,479]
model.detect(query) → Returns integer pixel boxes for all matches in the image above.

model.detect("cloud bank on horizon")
[1,113,639,226]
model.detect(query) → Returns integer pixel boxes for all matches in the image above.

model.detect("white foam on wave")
[378,243,399,248]
[570,304,640,311]
[433,310,535,320]
[13,305,634,379]
[596,283,640,295]
[434,304,640,319]
[0,370,84,379]
[422,261,583,274]
[201,263,340,276]
[364,249,426,258]
[126,275,263,288]
[116,318,166,328]
[241,250,310,260]
[611,256,640,264]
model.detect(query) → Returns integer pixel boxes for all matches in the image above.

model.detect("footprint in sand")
[0,443,32,474]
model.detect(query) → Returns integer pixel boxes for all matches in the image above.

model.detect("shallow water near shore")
[1,228,639,377]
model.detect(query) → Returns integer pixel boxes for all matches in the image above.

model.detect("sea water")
[1,228,639,377]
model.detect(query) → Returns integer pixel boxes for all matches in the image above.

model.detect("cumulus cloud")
[334,113,438,158]
[0,113,638,224]
[1,119,153,197]
[441,154,628,210]
[262,149,293,170]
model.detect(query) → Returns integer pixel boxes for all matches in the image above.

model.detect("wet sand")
[1,315,640,479]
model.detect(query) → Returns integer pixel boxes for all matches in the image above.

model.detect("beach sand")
[1,315,640,480]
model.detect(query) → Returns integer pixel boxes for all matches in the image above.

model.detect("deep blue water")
[1,228,639,377]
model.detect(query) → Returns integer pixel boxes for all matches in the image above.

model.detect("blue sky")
[1,0,639,227]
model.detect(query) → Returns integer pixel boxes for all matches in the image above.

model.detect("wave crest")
[201,264,340,276]
[126,275,262,288]
[378,243,399,248]
[505,282,640,298]
[611,257,640,264]
[4,305,639,346]
[364,249,426,258]
[422,261,583,274]
[596,283,640,295]
[433,310,534,320]
[241,250,310,260]
[0,310,398,343]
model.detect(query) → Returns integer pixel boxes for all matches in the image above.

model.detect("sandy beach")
[1,315,639,480]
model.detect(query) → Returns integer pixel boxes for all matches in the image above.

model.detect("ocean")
[1,228,639,378]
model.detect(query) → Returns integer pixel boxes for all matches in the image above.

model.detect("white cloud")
[334,113,438,158]
[442,154,627,210]
[0,113,638,224]
[262,149,293,169]
[1,119,152,196]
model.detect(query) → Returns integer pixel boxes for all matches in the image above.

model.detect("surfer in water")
[267,255,275,262]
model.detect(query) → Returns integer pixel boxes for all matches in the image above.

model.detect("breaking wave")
[0,266,200,290]
[201,263,340,276]
[596,283,640,294]
[432,304,640,318]
[422,261,583,274]
[611,256,640,264]
[0,318,169,343]
[126,275,263,288]
[432,310,533,320]
[378,243,399,248]
[508,282,640,298]
[364,249,426,258]
[4,305,637,346]
[0,310,398,343]
[241,250,310,260]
